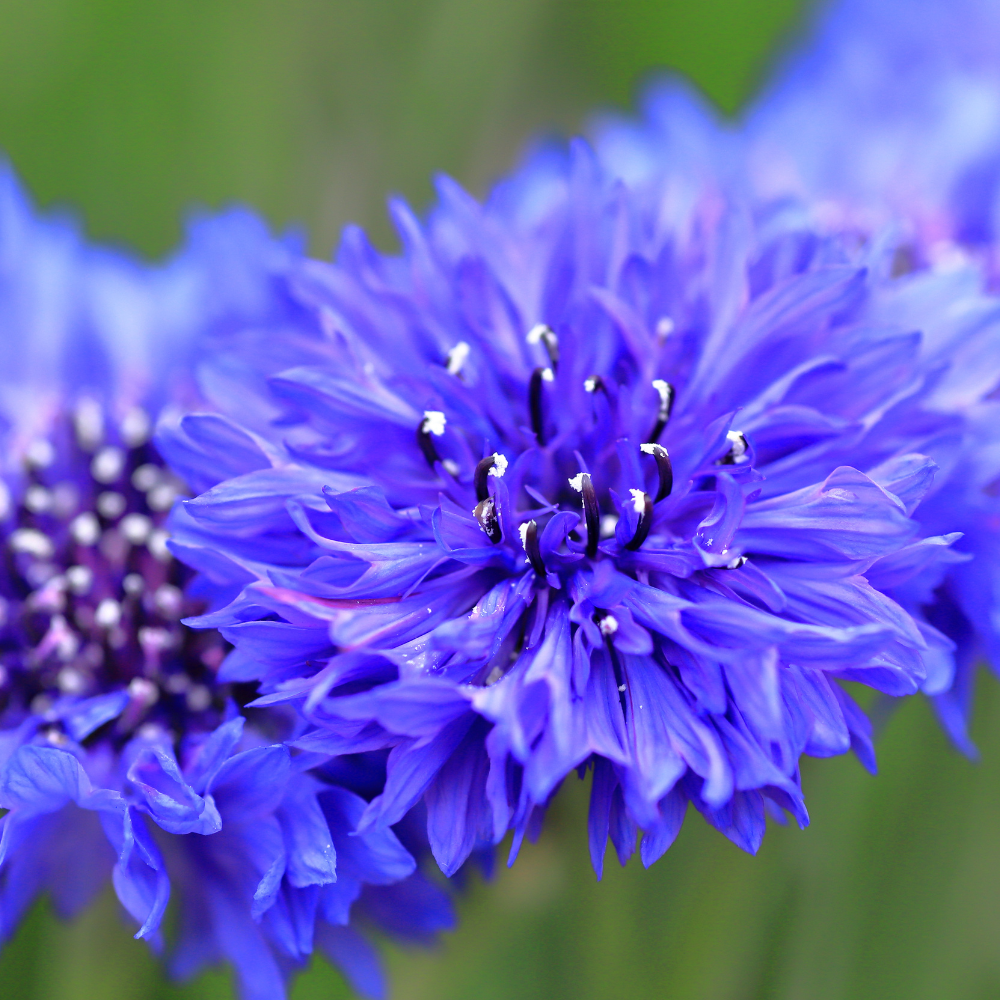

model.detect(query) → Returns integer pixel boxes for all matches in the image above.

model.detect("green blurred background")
[5,2,1000,999]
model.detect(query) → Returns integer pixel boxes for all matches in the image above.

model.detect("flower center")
[0,403,227,742]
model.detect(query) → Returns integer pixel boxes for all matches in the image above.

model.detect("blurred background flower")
[5,2,1000,1000]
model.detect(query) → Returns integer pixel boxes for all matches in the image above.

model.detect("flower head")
[0,171,453,1000]
[170,132,1000,878]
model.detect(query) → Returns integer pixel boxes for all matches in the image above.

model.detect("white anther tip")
[421,411,446,436]
[599,615,619,636]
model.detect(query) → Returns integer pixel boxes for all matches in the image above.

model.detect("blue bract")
[168,127,1000,880]
[0,171,453,1000]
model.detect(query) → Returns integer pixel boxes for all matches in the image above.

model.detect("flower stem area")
[3,675,1000,1000]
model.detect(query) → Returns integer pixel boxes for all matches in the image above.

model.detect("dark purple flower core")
[0,403,227,743]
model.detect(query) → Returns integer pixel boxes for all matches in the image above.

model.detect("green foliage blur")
[5,2,1000,999]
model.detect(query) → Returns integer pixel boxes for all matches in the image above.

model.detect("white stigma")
[584,377,598,393]
[94,598,122,629]
[128,677,159,707]
[26,439,55,469]
[446,341,470,375]
[66,565,94,595]
[629,488,646,514]
[155,584,184,619]
[57,667,86,695]
[656,316,675,339]
[24,485,53,514]
[74,398,104,451]
[121,407,151,447]
[186,685,212,712]
[725,430,749,461]
[541,367,554,382]
[489,453,508,478]
[96,491,127,519]
[9,528,54,560]
[147,481,179,512]
[568,473,586,493]
[121,513,153,545]
[421,411,446,437]
[599,615,619,636]
[70,512,100,546]
[148,528,171,561]
[131,464,161,492]
[91,446,125,484]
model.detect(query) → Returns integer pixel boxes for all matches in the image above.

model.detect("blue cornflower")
[593,0,1000,749]
[167,126,1000,879]
[0,169,453,1000]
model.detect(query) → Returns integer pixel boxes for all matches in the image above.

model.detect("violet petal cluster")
[0,171,453,1000]
[168,127,1000,879]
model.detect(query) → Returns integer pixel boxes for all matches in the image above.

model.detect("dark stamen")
[529,368,549,445]
[720,430,749,465]
[595,611,628,714]
[572,472,600,558]
[646,379,675,444]
[474,455,496,502]
[528,323,559,371]
[640,443,674,502]
[520,519,546,576]
[624,491,654,551]
[416,411,446,468]
[474,497,502,544]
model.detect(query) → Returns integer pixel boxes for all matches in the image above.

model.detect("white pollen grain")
[91,447,125,484]
[518,522,530,550]
[121,407,151,447]
[541,367,554,382]
[186,685,212,712]
[148,529,171,562]
[74,398,104,451]
[599,615,619,636]
[446,341,470,375]
[121,513,153,545]
[95,598,122,629]
[131,464,161,492]
[147,482,178,512]
[421,410,446,436]
[656,317,675,339]
[70,512,100,546]
[24,485,52,514]
[10,528,54,560]
[568,473,586,493]
[96,491,127,520]
[526,323,548,344]
[489,453,508,478]
[629,488,646,513]
[26,439,55,469]
[66,565,94,595]
[128,677,159,707]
